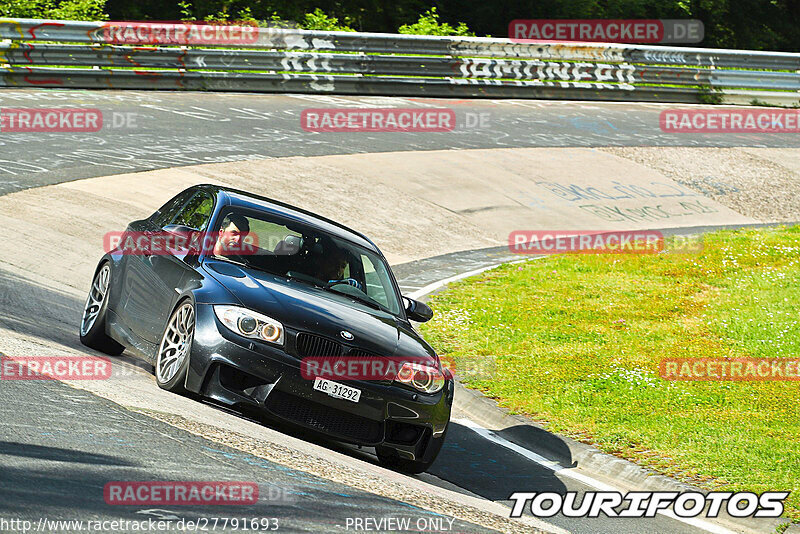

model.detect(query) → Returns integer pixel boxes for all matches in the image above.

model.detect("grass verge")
[420,226,800,518]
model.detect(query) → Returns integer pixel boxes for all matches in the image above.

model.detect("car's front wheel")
[79,263,125,355]
[155,300,195,393]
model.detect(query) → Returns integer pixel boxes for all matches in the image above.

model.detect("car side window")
[170,191,214,231]
[361,253,390,309]
[150,190,194,228]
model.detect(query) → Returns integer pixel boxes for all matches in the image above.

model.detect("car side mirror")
[162,224,202,256]
[404,297,433,323]
[162,223,197,236]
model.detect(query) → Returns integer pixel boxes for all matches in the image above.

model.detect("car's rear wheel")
[79,263,125,355]
[376,424,448,474]
[155,300,194,393]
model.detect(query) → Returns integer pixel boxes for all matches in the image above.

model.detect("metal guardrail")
[1,18,799,104]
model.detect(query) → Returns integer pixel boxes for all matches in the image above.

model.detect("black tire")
[376,424,448,474]
[154,300,195,393]
[79,262,125,356]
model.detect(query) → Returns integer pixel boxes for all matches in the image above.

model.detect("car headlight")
[213,305,284,346]
[394,362,445,394]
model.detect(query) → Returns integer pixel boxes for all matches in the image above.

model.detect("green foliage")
[4,0,799,52]
[420,226,800,518]
[177,1,193,21]
[301,8,355,32]
[398,7,474,36]
[264,12,297,29]
[1,0,107,20]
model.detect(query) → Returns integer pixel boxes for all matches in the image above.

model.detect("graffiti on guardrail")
[642,50,689,64]
[0,17,798,105]
[458,59,636,86]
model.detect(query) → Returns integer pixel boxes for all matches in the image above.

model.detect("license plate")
[313,377,361,403]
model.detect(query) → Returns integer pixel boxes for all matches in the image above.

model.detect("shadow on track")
[0,266,570,508]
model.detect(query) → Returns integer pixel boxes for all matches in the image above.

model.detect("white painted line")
[407,257,532,301]
[453,418,738,534]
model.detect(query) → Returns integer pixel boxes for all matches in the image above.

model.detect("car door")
[123,189,215,346]
[116,189,193,339]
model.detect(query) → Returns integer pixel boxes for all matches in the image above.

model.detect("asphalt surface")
[0,88,784,534]
[0,247,730,534]
[1,89,799,195]
[0,377,494,533]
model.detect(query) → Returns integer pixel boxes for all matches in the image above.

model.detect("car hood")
[203,260,434,360]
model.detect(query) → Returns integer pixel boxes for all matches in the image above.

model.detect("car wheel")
[79,263,125,355]
[155,300,194,393]
[376,424,448,475]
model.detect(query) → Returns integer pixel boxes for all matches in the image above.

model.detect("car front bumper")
[185,304,454,462]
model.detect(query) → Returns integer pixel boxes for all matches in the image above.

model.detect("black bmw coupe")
[79,184,453,473]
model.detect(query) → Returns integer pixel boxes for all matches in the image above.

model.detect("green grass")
[420,226,800,518]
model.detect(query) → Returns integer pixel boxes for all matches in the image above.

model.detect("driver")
[317,246,364,292]
[213,213,252,257]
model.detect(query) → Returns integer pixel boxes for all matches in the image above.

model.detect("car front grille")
[296,332,342,358]
[295,333,391,383]
[265,389,383,444]
[347,348,377,358]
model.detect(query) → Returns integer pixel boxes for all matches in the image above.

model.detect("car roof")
[198,184,381,254]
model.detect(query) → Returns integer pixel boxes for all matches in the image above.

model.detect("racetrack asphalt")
[0,88,794,534]
[0,242,764,534]
[1,89,799,196]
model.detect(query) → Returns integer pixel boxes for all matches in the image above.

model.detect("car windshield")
[208,208,402,316]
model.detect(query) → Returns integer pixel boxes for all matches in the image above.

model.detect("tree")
[302,8,356,31]
[398,7,475,36]
[1,0,108,20]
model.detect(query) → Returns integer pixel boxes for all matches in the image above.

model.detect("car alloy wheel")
[156,301,195,387]
[80,264,110,337]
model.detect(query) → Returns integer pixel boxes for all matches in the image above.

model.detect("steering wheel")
[325,278,365,292]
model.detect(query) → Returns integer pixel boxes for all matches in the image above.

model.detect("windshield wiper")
[285,272,326,289]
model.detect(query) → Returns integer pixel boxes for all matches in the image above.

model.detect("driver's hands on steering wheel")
[327,278,364,292]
